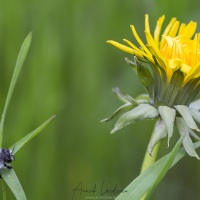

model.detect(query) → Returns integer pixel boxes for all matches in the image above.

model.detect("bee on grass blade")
[0,147,15,170]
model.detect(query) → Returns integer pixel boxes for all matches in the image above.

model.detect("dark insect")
[0,148,15,169]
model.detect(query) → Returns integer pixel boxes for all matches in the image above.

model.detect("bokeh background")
[0,0,200,199]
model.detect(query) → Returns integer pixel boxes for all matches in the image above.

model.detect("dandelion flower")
[103,15,200,158]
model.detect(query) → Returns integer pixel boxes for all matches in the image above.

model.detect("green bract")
[102,57,200,159]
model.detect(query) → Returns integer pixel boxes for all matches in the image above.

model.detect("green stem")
[140,141,161,200]
[140,141,161,173]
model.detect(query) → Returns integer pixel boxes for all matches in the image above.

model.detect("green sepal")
[150,56,167,104]
[190,109,200,123]
[189,129,200,141]
[174,105,200,132]
[112,87,138,106]
[150,66,162,102]
[176,78,200,105]
[135,94,150,104]
[189,99,200,111]
[147,118,167,156]
[134,56,155,103]
[163,70,184,106]
[101,102,132,122]
[185,83,200,105]
[176,117,200,159]
[158,106,176,146]
[125,57,137,73]
[111,104,158,133]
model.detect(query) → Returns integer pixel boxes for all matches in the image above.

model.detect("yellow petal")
[123,39,153,60]
[145,32,166,69]
[185,61,200,81]
[107,40,135,54]
[160,18,177,49]
[145,14,150,33]
[130,25,152,56]
[181,21,197,39]
[168,58,182,70]
[178,23,186,35]
[167,21,180,37]
[191,33,199,66]
[154,15,165,45]
[181,64,191,74]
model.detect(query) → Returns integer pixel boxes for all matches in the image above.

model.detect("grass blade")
[1,169,26,200]
[10,115,55,155]
[144,136,183,199]
[2,180,6,200]
[115,138,200,200]
[0,32,32,146]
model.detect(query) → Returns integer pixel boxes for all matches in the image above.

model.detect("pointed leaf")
[111,104,158,133]
[158,106,176,146]
[176,117,199,159]
[174,105,200,131]
[101,103,132,122]
[147,118,167,156]
[1,169,26,200]
[115,137,183,200]
[10,115,56,155]
[0,32,32,146]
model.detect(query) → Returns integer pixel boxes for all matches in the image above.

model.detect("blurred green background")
[0,0,200,199]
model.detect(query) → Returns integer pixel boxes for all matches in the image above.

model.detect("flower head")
[103,15,200,158]
[107,14,200,107]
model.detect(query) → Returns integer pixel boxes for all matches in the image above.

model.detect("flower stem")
[140,141,161,200]
[140,141,161,173]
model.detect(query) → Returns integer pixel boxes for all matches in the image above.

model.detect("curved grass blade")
[115,137,198,200]
[10,115,56,155]
[1,169,26,200]
[144,136,183,200]
[0,32,32,147]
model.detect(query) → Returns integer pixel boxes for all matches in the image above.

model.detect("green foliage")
[0,33,55,199]
[0,33,32,147]
[0,0,200,199]
[116,139,200,200]
[2,169,26,200]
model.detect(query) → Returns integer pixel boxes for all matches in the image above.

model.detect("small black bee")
[0,148,15,169]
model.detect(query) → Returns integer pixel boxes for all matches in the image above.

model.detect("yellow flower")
[107,14,200,82]
[103,15,200,158]
[107,15,200,107]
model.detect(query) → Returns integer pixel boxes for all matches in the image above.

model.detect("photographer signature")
[72,180,128,199]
